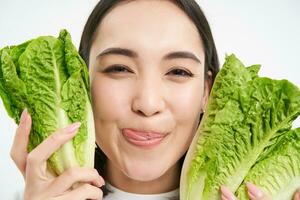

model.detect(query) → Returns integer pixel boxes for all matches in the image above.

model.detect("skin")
[88,0,206,194]
[8,0,300,199]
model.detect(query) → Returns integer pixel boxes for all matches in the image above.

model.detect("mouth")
[122,128,168,149]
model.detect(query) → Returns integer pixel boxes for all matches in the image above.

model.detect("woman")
[10,0,300,200]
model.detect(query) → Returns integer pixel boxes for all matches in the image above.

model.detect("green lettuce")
[0,30,95,175]
[180,54,300,199]
[236,128,300,200]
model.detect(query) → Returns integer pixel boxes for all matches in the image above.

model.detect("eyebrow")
[96,47,201,64]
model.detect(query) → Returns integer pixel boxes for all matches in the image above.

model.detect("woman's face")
[89,0,207,183]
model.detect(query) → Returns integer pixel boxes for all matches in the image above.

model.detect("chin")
[123,160,168,182]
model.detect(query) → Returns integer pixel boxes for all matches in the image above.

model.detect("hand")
[220,182,300,200]
[10,109,104,200]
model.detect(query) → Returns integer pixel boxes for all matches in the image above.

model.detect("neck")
[104,161,181,194]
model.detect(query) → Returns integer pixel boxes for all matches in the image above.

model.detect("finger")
[293,188,300,200]
[49,167,104,194]
[56,183,103,200]
[26,122,81,174]
[10,108,32,176]
[246,182,271,200]
[220,186,237,200]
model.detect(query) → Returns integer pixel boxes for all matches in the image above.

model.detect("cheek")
[91,77,130,120]
[91,77,131,151]
[169,81,203,123]
[168,81,203,154]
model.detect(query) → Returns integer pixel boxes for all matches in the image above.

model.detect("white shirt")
[104,183,179,200]
[16,183,179,200]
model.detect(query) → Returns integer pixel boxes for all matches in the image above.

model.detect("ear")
[201,70,213,113]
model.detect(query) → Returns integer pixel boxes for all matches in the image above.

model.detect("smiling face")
[89,0,207,193]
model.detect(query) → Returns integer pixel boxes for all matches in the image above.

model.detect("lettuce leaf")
[180,54,300,200]
[236,128,300,200]
[0,30,95,175]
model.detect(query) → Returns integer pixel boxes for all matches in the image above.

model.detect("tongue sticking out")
[123,129,165,141]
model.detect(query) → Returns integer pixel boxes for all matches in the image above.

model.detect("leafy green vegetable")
[236,128,300,200]
[0,30,95,175]
[180,54,300,200]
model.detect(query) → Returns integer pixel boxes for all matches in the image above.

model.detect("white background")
[0,1,299,199]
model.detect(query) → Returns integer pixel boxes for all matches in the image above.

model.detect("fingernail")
[221,195,229,200]
[296,191,300,200]
[97,180,105,188]
[66,122,81,134]
[20,108,28,123]
[246,182,264,199]
[220,186,236,200]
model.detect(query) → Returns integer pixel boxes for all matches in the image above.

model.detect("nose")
[132,78,166,117]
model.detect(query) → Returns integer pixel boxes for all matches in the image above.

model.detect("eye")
[167,68,193,77]
[103,65,132,74]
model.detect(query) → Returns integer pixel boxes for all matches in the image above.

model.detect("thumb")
[246,182,271,200]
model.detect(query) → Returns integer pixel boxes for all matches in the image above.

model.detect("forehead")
[92,0,204,54]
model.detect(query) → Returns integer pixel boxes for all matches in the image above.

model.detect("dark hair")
[79,0,220,194]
